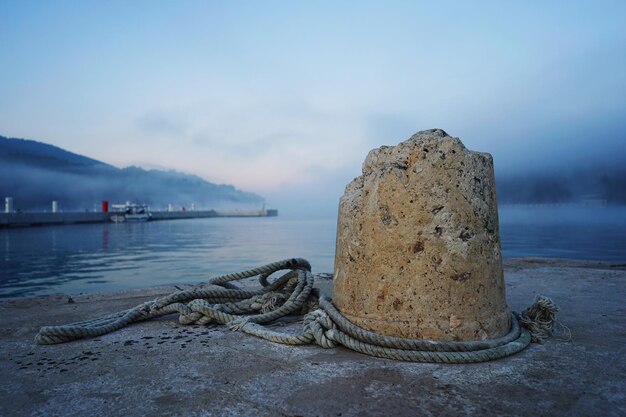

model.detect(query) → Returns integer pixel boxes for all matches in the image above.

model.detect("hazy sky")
[1,1,625,214]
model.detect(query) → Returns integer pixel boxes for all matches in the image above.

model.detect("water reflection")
[499,205,626,262]
[0,206,624,298]
[0,218,336,298]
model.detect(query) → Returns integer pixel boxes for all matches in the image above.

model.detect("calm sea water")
[1,206,625,298]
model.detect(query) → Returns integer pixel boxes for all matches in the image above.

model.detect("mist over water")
[499,205,626,261]
[1,205,624,299]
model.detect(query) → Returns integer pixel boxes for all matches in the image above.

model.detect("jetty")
[0,208,278,228]
[0,258,624,416]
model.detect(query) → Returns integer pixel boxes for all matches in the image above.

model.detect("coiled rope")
[35,258,559,363]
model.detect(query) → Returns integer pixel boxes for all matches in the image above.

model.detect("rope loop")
[34,259,561,363]
[302,309,337,348]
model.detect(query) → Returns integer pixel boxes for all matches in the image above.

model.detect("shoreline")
[2,257,625,302]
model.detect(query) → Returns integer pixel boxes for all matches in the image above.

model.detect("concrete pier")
[0,209,277,228]
[0,258,624,416]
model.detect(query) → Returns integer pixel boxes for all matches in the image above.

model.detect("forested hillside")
[0,135,263,211]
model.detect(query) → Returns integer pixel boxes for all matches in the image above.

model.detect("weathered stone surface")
[333,129,510,340]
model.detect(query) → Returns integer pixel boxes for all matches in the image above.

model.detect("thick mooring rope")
[35,258,558,363]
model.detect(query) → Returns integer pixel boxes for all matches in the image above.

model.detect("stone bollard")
[333,129,510,341]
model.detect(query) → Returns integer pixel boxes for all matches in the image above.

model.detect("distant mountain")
[496,167,626,205]
[0,135,264,211]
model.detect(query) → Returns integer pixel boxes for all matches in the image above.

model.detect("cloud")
[2,1,625,211]
[134,113,187,136]
[125,95,373,194]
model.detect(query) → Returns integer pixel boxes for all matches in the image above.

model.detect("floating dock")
[0,209,278,228]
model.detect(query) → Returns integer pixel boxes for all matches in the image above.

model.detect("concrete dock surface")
[0,258,624,416]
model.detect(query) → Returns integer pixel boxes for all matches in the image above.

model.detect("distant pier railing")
[0,209,277,228]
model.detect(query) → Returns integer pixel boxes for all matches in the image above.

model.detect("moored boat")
[110,203,152,223]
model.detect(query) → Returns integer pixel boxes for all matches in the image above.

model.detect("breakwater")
[0,209,277,228]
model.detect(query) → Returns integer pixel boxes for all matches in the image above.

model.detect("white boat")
[110,203,152,223]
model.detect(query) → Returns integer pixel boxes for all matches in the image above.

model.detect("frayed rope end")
[519,295,570,343]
